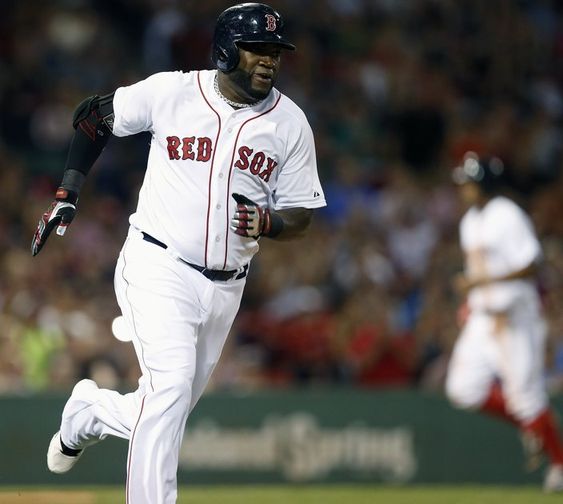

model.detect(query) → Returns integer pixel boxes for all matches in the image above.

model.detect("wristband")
[264,211,284,238]
[59,169,85,203]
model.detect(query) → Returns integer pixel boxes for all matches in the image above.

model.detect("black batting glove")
[231,193,274,239]
[31,188,77,256]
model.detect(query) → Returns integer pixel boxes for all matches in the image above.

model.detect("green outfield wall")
[0,388,555,486]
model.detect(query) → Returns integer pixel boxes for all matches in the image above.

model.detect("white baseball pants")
[60,227,246,503]
[446,308,548,422]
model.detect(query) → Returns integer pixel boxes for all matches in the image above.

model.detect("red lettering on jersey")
[235,146,278,182]
[166,136,181,160]
[182,136,196,160]
[259,157,278,182]
[250,151,266,175]
[196,137,212,162]
[265,14,276,32]
[167,135,214,163]
[234,146,253,170]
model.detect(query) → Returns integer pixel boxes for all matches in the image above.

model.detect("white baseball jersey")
[112,69,326,270]
[460,195,542,314]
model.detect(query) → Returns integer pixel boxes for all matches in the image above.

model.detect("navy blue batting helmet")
[212,3,296,73]
[452,151,505,194]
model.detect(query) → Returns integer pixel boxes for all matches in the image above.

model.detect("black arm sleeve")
[60,93,115,197]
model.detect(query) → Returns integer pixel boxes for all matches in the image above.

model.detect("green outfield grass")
[0,485,561,504]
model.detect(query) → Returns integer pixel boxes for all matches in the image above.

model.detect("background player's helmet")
[452,151,505,194]
[212,3,296,73]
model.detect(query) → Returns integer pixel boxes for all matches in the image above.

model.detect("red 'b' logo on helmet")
[265,14,276,31]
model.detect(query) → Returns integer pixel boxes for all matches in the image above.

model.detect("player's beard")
[229,67,274,102]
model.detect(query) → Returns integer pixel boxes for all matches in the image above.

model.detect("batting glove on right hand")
[231,193,272,239]
[31,188,77,256]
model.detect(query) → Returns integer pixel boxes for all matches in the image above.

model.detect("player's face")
[458,182,483,207]
[230,42,282,101]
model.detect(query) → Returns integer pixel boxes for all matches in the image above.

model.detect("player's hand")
[456,301,470,327]
[454,272,491,294]
[31,188,77,256]
[231,193,272,239]
[453,272,471,295]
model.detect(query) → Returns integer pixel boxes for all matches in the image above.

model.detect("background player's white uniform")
[59,69,326,503]
[446,195,547,421]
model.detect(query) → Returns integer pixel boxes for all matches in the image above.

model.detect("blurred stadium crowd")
[2,0,563,394]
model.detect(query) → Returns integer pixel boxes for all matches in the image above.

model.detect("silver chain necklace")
[214,73,262,109]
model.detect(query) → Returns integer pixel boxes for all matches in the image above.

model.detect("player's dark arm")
[230,193,314,241]
[456,261,539,293]
[495,262,539,282]
[31,93,115,256]
[62,93,115,195]
[472,261,539,287]
[270,207,313,241]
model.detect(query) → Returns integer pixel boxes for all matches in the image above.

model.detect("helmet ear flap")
[213,37,240,73]
[217,43,240,73]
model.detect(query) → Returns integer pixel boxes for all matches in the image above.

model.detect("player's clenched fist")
[231,193,273,239]
[31,187,77,256]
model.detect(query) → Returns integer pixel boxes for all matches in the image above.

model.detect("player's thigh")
[189,278,246,412]
[115,233,213,383]
[446,315,497,407]
[497,318,548,420]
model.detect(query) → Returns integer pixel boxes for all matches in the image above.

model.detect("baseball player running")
[31,3,326,503]
[446,152,563,492]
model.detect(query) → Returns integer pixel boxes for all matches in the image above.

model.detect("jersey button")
[215,236,221,242]
[218,173,224,178]
[216,204,221,210]
[227,128,233,133]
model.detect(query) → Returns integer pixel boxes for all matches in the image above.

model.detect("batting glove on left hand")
[31,188,77,256]
[231,193,273,239]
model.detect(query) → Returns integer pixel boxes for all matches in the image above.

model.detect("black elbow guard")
[64,92,115,177]
[72,92,115,140]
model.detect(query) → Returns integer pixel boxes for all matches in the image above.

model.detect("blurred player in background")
[30,3,325,503]
[446,151,563,492]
